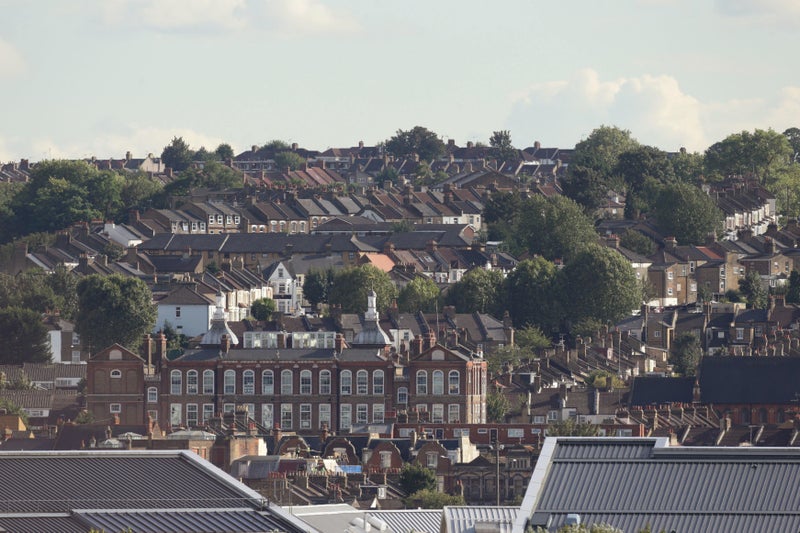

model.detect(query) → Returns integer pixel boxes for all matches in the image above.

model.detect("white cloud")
[715,0,800,29]
[259,0,361,35]
[101,0,247,32]
[27,127,227,161]
[507,69,800,151]
[0,37,26,79]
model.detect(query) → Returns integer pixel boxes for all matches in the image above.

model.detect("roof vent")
[565,514,581,526]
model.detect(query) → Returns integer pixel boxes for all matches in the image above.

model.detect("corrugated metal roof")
[369,509,442,533]
[0,514,86,533]
[75,508,296,533]
[444,506,517,533]
[545,512,800,533]
[552,439,656,460]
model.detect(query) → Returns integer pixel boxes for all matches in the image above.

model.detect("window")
[341,370,352,395]
[262,404,274,428]
[416,371,428,395]
[186,370,198,395]
[186,404,198,427]
[281,370,293,395]
[356,370,368,395]
[741,407,751,425]
[300,370,312,395]
[373,370,384,395]
[175,306,181,318]
[223,403,235,414]
[110,403,121,414]
[759,408,768,424]
[426,452,438,468]
[224,370,236,394]
[448,404,460,423]
[202,404,214,423]
[432,371,444,395]
[281,404,293,429]
[449,371,460,395]
[147,387,158,403]
[432,404,444,423]
[319,404,331,429]
[398,387,408,405]
[202,370,214,394]
[373,404,385,423]
[667,288,673,296]
[319,370,331,395]
[356,404,368,425]
[380,451,392,469]
[262,370,274,395]
[778,408,786,423]
[171,370,182,395]
[239,370,254,395]
[110,369,122,379]
[340,404,352,430]
[668,271,674,280]
[170,404,182,426]
[654,330,661,338]
[300,404,312,429]
[736,328,744,340]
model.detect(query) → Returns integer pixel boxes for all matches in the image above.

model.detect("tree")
[705,128,793,186]
[385,126,446,161]
[670,332,702,376]
[670,148,706,184]
[75,274,157,351]
[483,191,522,242]
[405,488,465,509]
[616,145,676,219]
[303,268,334,309]
[215,143,235,161]
[585,370,624,390]
[571,125,639,182]
[327,265,397,314]
[515,325,552,352]
[0,307,50,364]
[443,268,505,316]
[787,270,800,304]
[121,171,163,212]
[375,166,399,188]
[489,130,517,165]
[560,165,608,213]
[504,257,559,330]
[546,418,600,436]
[653,183,722,245]
[515,195,599,262]
[274,151,307,171]
[398,277,440,313]
[559,245,641,328]
[250,298,276,321]
[398,463,436,494]
[0,398,28,426]
[619,229,655,256]
[487,390,511,423]
[739,269,768,309]
[160,136,194,172]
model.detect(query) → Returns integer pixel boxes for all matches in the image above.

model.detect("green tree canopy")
[0,306,51,364]
[515,195,598,261]
[399,463,436,494]
[75,274,156,351]
[398,277,440,313]
[653,182,722,245]
[274,151,307,171]
[738,269,768,310]
[705,128,793,186]
[215,143,235,161]
[515,325,552,352]
[489,130,517,165]
[405,488,465,509]
[670,332,702,376]
[303,268,334,309]
[250,298,276,321]
[160,136,194,172]
[443,268,505,316]
[504,257,558,330]
[487,389,511,423]
[546,418,600,436]
[787,270,800,304]
[571,125,639,181]
[619,229,655,256]
[559,245,641,328]
[327,265,397,314]
[385,126,446,161]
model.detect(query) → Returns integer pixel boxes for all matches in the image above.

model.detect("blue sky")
[1,0,798,161]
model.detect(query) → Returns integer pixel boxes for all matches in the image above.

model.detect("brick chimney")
[221,334,231,354]
[412,335,424,356]
[335,333,346,354]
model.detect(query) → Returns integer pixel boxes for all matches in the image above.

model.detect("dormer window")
[110,369,122,379]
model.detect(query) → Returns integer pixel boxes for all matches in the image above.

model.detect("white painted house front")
[155,286,216,338]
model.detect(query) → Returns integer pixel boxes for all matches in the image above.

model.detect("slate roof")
[178,347,383,363]
[516,437,800,533]
[0,450,314,533]
[699,356,800,404]
[629,376,695,406]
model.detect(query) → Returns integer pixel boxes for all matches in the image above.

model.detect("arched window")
[279,221,286,232]
[203,370,215,394]
[262,370,274,395]
[110,369,122,379]
[778,408,786,423]
[299,221,306,233]
[186,370,198,395]
[341,370,352,395]
[290,221,297,233]
[416,371,428,395]
[170,370,182,395]
[398,387,408,405]
[356,370,368,395]
[448,370,460,395]
[281,369,293,395]
[759,408,768,424]
[373,370,384,395]
[147,387,158,403]
[224,369,236,395]
[319,370,331,395]
[432,370,444,395]
[270,221,277,233]
[741,407,751,425]
[243,370,255,395]
[300,370,312,394]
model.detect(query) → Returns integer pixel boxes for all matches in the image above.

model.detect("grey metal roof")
[369,509,443,533]
[0,514,86,533]
[74,508,299,533]
[517,437,800,533]
[443,506,517,533]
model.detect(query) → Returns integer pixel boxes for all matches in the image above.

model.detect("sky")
[0,0,799,162]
